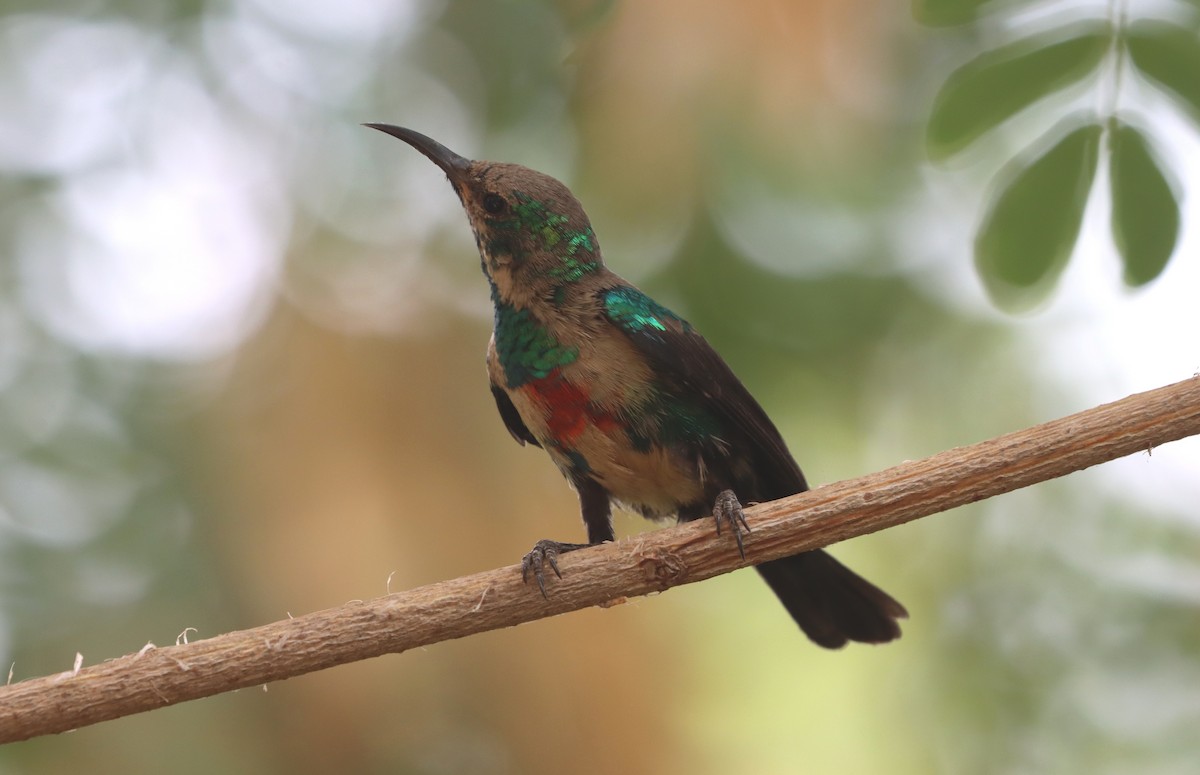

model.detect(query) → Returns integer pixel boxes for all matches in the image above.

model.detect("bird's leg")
[521,476,613,599]
[521,540,592,598]
[712,489,752,560]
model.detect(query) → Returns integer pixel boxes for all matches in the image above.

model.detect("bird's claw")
[713,489,751,560]
[521,539,588,599]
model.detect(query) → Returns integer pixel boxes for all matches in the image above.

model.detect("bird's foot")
[521,539,591,598]
[712,489,752,560]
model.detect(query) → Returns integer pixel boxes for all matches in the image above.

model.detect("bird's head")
[367,124,604,307]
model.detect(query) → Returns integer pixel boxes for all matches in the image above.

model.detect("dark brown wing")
[599,284,807,499]
[490,383,541,447]
[601,284,905,649]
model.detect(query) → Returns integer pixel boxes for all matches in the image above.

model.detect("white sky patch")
[23,126,287,360]
[2,15,288,361]
[0,16,156,174]
[241,0,424,43]
[51,161,282,359]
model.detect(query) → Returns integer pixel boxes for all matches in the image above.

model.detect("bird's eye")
[482,193,507,214]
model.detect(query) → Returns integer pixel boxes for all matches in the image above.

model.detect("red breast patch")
[524,369,619,445]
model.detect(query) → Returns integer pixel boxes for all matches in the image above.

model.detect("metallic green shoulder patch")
[602,287,688,339]
[496,194,599,281]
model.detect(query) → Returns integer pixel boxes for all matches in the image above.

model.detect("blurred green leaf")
[1126,21,1200,126]
[913,0,999,26]
[1109,121,1180,287]
[975,121,1102,309]
[928,26,1110,159]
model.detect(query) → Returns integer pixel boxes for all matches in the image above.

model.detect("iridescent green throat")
[493,302,578,388]
[486,194,599,387]
[492,193,600,283]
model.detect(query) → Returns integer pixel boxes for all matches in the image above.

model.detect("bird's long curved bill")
[363,123,471,183]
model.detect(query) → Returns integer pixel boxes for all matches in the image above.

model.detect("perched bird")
[367,124,907,648]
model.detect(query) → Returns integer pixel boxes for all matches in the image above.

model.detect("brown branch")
[2,376,1199,743]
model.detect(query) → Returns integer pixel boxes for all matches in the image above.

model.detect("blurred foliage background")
[2,0,1199,773]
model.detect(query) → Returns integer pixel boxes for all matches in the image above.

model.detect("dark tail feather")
[756,550,907,649]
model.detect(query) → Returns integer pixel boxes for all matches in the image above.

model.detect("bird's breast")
[505,366,706,518]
